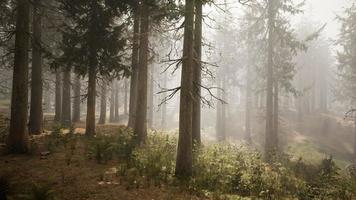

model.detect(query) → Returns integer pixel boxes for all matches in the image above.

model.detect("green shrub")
[87,135,116,164]
[87,128,135,164]
[132,132,177,186]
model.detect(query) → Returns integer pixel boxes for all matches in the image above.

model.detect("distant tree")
[58,0,130,135]
[54,70,62,122]
[98,81,107,124]
[336,3,356,161]
[61,67,71,127]
[72,76,81,123]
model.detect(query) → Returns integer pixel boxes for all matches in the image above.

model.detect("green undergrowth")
[9,126,356,200]
[83,129,356,199]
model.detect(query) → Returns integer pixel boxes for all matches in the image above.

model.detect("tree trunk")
[72,76,81,123]
[7,0,30,153]
[98,82,107,124]
[216,89,222,140]
[61,68,71,127]
[161,73,167,129]
[175,0,194,179]
[85,6,99,136]
[29,0,43,135]
[354,113,356,163]
[114,81,119,122]
[128,1,140,128]
[265,0,277,161]
[216,80,226,141]
[110,82,115,122]
[54,70,62,122]
[134,0,149,144]
[245,58,252,143]
[148,64,154,128]
[124,79,128,115]
[273,81,279,146]
[86,63,96,136]
[192,0,202,146]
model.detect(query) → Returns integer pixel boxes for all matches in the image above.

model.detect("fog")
[2,0,356,198]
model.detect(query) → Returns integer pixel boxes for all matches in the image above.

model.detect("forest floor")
[0,124,211,200]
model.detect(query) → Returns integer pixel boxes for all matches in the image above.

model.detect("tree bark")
[114,81,119,122]
[54,70,62,122]
[273,81,279,146]
[124,79,128,115]
[98,82,107,124]
[175,0,194,179]
[72,76,81,123]
[110,82,115,122]
[85,4,98,136]
[61,68,71,127]
[29,0,43,135]
[134,0,149,144]
[161,73,167,129]
[7,0,31,153]
[128,1,140,128]
[192,0,202,146]
[265,0,277,161]
[216,79,226,141]
[86,63,96,136]
[148,64,154,128]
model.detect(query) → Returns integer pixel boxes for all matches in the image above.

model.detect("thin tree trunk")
[7,0,30,153]
[61,68,71,127]
[216,85,222,140]
[148,64,154,128]
[192,0,202,146]
[245,29,252,143]
[175,0,194,179]
[72,76,81,123]
[114,81,119,122]
[353,113,356,163]
[29,0,43,135]
[98,82,107,124]
[134,0,149,144]
[273,81,279,146]
[161,73,167,129]
[128,1,140,128]
[124,79,128,115]
[265,0,277,161]
[110,82,115,122]
[54,70,62,122]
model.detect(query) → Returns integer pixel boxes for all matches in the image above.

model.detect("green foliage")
[87,128,135,164]
[191,144,303,199]
[88,135,116,164]
[131,133,177,186]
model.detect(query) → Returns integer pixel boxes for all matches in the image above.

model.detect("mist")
[1,0,356,199]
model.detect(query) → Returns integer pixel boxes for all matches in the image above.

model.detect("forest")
[1,0,356,199]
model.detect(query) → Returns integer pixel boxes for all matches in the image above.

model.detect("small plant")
[132,133,176,186]
[88,135,116,164]
[62,126,77,165]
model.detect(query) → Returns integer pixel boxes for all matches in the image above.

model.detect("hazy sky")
[303,0,352,39]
